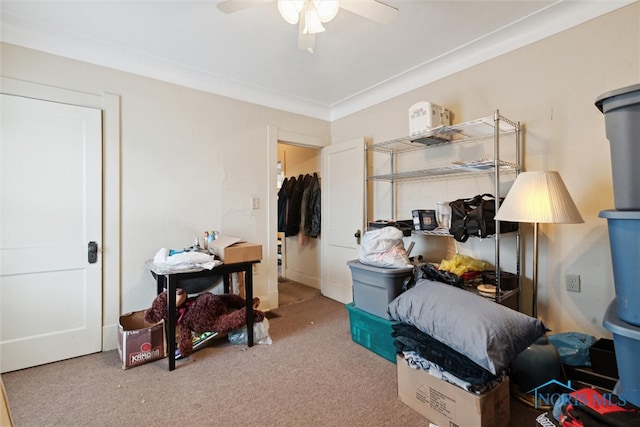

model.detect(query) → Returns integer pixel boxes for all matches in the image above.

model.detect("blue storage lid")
[603,300,640,340]
[599,210,640,220]
[595,83,640,113]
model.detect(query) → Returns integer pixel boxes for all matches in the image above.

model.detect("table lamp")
[495,171,584,406]
[495,170,584,318]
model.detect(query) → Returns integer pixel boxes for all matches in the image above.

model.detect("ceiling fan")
[216,0,398,53]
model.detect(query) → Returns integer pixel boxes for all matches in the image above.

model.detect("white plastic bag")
[228,317,272,345]
[358,227,411,268]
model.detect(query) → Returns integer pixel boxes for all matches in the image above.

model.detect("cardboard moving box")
[118,310,167,369]
[1,376,13,427]
[218,242,262,264]
[397,355,510,427]
[207,236,262,264]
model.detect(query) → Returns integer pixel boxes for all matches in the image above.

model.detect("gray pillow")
[388,279,546,375]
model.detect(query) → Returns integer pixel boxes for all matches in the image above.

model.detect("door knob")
[88,241,98,264]
[354,229,361,245]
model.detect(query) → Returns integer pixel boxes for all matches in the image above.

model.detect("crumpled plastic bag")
[228,317,272,345]
[358,227,411,269]
[439,254,487,276]
[548,332,596,366]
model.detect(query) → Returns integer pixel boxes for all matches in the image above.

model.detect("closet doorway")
[277,142,322,306]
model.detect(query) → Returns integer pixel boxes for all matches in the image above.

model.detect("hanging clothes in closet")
[277,176,290,233]
[278,173,321,240]
[285,174,304,237]
[305,173,321,238]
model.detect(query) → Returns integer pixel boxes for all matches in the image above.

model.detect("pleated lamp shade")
[495,171,584,224]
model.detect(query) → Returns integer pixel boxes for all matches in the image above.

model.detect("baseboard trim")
[102,323,118,351]
[283,270,320,289]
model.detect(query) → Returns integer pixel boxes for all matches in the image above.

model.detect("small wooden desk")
[149,260,259,371]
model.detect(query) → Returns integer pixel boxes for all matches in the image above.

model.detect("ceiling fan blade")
[339,0,398,25]
[216,0,272,14]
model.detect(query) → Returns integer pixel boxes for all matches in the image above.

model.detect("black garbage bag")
[402,263,463,291]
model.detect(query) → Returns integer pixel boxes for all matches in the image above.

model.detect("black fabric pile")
[392,323,497,386]
[402,262,463,291]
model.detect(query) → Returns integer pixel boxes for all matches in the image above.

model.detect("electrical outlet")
[252,197,260,210]
[566,274,581,292]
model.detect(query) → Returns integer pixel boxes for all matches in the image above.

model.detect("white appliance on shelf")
[408,101,451,143]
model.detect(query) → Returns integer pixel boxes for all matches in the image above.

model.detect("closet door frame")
[268,126,327,309]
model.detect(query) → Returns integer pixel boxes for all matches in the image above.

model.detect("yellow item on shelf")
[439,254,487,276]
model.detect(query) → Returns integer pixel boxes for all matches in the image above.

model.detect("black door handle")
[88,241,98,264]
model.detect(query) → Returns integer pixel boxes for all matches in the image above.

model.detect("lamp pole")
[532,222,539,319]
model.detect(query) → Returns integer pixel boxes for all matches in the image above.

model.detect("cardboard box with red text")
[118,310,167,369]
[397,355,510,427]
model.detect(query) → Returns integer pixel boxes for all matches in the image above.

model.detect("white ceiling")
[0,1,634,120]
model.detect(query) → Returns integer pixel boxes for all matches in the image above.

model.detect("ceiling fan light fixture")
[302,5,326,34]
[278,0,304,25]
[219,0,398,53]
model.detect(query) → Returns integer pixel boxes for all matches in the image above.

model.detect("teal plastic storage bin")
[603,300,640,407]
[345,302,398,363]
[595,83,640,210]
[599,210,640,326]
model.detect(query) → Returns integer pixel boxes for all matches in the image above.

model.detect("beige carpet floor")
[2,288,542,426]
[278,278,321,307]
[2,295,429,426]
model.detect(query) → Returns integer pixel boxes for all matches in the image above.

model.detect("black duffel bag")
[449,194,519,242]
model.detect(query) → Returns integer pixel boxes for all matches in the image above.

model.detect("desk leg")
[156,275,166,295]
[166,275,177,371]
[245,266,254,347]
[222,273,230,294]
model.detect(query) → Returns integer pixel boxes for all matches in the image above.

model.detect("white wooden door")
[0,94,102,373]
[321,138,365,303]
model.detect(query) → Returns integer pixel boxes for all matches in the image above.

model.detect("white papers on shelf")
[452,160,495,171]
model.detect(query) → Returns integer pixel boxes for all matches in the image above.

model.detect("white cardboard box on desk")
[118,310,167,369]
[397,355,510,427]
